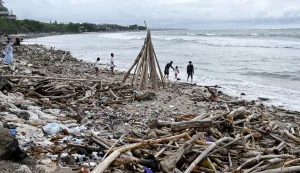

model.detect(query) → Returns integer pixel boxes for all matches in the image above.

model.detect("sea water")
[25,29,300,111]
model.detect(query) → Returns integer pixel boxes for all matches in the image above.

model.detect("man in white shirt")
[110,53,115,76]
[95,57,100,76]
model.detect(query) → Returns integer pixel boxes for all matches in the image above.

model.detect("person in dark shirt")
[187,61,194,83]
[164,61,175,80]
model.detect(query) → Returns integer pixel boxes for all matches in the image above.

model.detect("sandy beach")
[0,43,300,173]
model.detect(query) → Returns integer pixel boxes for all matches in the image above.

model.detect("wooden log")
[139,34,150,90]
[91,137,110,149]
[184,137,234,173]
[148,119,213,130]
[97,85,130,92]
[67,143,100,150]
[257,166,300,173]
[148,119,171,129]
[171,120,213,131]
[134,48,145,89]
[144,31,150,90]
[236,154,295,171]
[91,133,188,173]
[92,135,115,148]
[284,130,300,143]
[160,133,202,172]
[148,31,158,91]
[274,141,285,154]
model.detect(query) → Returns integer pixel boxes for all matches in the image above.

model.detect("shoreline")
[0,43,299,172]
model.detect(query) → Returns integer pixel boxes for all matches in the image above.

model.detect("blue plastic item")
[205,137,214,142]
[10,129,17,135]
[144,167,153,173]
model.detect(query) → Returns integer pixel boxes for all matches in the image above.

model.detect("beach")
[24,29,300,111]
[0,40,300,172]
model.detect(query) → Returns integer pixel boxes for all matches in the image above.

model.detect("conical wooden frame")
[122,30,166,91]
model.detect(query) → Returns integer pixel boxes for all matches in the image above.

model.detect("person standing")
[174,66,180,80]
[94,57,100,76]
[110,53,115,76]
[3,42,13,64]
[164,61,174,80]
[187,61,194,83]
[50,47,55,56]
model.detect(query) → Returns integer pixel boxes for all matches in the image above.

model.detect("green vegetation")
[0,18,146,35]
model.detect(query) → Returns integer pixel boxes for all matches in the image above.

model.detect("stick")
[109,89,119,100]
[151,40,166,88]
[100,134,125,163]
[134,47,145,89]
[122,42,146,83]
[244,161,264,173]
[154,140,174,159]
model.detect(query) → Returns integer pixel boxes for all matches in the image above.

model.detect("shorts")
[111,67,114,71]
[188,73,193,78]
[164,70,169,75]
[95,67,99,72]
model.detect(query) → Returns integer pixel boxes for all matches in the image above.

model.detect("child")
[175,66,180,80]
[95,57,100,76]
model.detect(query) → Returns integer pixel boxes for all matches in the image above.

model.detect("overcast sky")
[4,0,300,29]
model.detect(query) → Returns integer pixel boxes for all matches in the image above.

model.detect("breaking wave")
[241,71,300,81]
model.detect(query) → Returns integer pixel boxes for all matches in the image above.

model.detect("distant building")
[0,0,17,20]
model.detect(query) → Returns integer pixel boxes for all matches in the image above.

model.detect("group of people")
[94,53,115,76]
[164,61,194,83]
[93,55,195,83]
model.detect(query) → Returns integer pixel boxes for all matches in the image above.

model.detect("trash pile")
[0,44,300,173]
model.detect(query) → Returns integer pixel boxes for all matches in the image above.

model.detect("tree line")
[0,18,146,35]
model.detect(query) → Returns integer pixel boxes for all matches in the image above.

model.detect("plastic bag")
[43,123,69,136]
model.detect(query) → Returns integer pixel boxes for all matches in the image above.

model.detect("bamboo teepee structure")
[122,23,166,91]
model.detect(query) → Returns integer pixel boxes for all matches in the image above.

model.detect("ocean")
[25,29,300,111]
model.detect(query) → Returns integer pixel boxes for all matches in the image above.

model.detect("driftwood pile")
[0,44,157,109]
[89,96,300,173]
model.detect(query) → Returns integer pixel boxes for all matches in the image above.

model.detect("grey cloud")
[4,0,300,29]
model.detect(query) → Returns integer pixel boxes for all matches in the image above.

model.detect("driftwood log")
[148,119,213,131]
